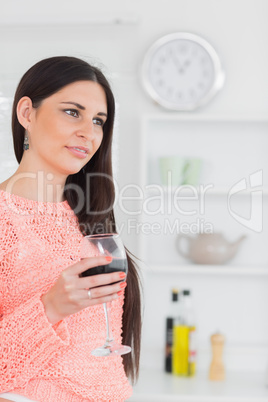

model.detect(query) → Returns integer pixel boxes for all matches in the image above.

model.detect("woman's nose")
[76,121,95,140]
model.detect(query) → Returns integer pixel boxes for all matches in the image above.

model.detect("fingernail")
[119,272,126,279]
[117,290,124,296]
[120,282,127,289]
[105,256,112,262]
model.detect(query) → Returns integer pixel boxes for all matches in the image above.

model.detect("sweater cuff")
[21,295,70,349]
[38,297,70,345]
[1,295,70,389]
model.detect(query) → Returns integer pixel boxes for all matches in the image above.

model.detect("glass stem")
[103,302,114,344]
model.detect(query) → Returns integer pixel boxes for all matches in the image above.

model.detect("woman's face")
[27,80,107,176]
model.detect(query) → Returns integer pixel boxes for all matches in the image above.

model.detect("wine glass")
[80,233,131,357]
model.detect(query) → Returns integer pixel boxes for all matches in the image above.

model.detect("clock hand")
[170,53,184,72]
[176,59,191,75]
[183,59,191,69]
[171,54,189,74]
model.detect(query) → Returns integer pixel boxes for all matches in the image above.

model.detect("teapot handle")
[176,234,191,259]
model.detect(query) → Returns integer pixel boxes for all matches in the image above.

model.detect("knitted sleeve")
[0,294,70,390]
[0,216,70,391]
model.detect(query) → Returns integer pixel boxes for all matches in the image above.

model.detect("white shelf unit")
[137,113,268,400]
[139,114,268,190]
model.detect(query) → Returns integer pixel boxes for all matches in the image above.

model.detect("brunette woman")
[0,56,141,402]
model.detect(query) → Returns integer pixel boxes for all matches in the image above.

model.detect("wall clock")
[141,32,225,111]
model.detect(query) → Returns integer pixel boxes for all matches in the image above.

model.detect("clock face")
[142,33,225,111]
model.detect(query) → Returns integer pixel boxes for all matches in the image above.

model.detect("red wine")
[80,258,127,278]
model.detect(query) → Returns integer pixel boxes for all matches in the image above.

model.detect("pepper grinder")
[209,332,225,381]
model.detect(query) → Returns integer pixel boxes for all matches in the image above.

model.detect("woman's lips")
[66,146,89,159]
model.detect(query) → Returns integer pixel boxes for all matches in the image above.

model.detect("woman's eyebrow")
[60,101,85,110]
[60,101,107,117]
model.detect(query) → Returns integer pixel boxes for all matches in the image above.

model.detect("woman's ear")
[16,96,34,130]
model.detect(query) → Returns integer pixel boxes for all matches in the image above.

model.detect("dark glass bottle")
[165,288,179,373]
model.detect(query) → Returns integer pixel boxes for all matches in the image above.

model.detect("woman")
[0,56,141,402]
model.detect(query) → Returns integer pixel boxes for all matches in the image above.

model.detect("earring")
[23,131,29,151]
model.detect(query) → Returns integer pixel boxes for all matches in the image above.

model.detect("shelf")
[142,113,268,123]
[0,17,140,27]
[129,368,268,402]
[144,185,268,196]
[144,264,268,276]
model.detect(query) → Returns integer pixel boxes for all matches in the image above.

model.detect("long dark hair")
[12,56,141,382]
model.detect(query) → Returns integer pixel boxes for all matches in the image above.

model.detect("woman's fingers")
[77,271,126,290]
[62,256,126,290]
[65,256,111,277]
[63,282,127,311]
[67,280,126,303]
[86,281,127,300]
[86,292,122,306]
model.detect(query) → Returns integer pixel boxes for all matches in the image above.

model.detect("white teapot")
[176,233,246,265]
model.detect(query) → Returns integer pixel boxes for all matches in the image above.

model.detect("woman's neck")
[0,165,66,203]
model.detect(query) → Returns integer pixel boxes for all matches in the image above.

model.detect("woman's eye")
[93,118,104,127]
[65,109,79,118]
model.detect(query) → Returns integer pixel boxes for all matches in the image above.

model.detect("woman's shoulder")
[0,184,18,255]
[0,180,9,192]
[0,181,24,219]
[0,181,13,206]
[0,180,14,200]
[0,182,9,209]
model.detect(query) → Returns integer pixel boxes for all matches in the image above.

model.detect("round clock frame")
[141,32,225,111]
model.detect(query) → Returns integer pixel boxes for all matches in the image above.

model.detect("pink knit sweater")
[0,190,132,402]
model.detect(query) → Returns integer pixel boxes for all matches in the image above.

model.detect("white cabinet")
[134,113,268,401]
[138,113,268,267]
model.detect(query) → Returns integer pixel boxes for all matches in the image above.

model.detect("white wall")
[0,0,267,375]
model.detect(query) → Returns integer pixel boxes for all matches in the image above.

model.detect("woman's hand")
[41,256,126,325]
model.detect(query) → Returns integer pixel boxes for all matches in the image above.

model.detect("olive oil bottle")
[172,290,197,376]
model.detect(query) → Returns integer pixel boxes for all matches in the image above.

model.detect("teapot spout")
[234,235,247,246]
[228,235,247,260]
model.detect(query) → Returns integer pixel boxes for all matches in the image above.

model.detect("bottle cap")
[211,333,225,343]
[183,289,190,296]
[172,288,178,302]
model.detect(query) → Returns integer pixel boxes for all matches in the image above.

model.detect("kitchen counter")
[128,369,268,402]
